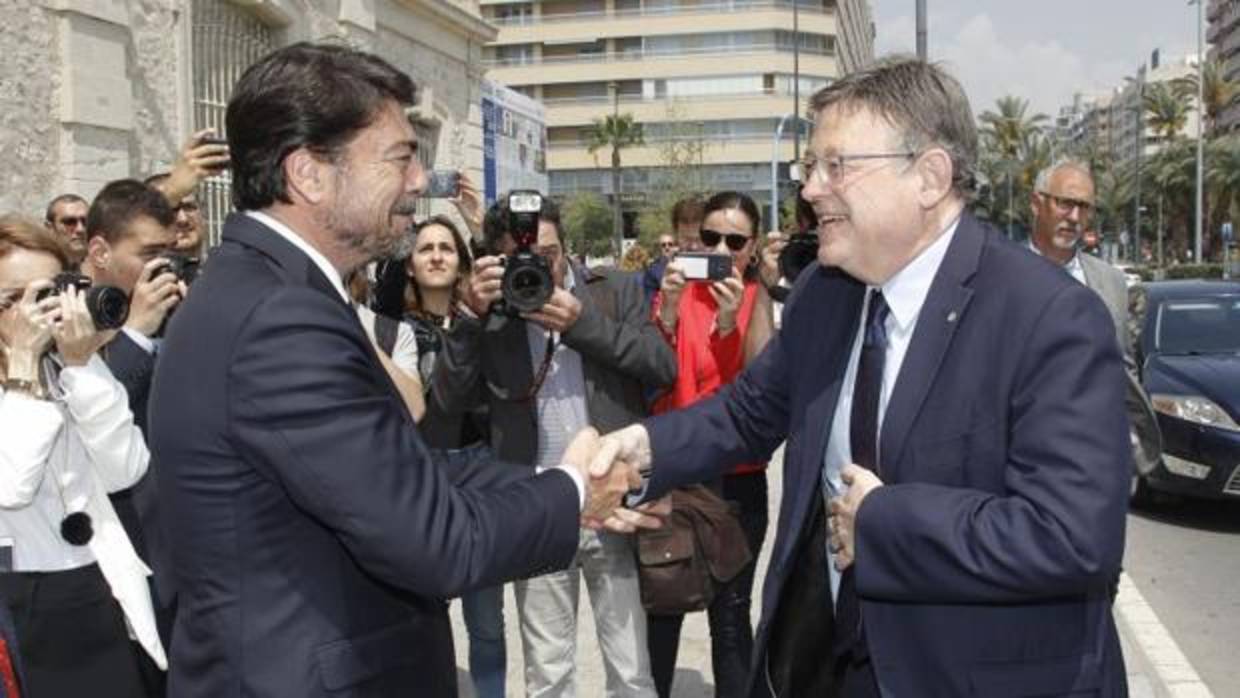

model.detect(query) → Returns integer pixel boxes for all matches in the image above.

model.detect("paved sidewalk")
[452,450,1174,697]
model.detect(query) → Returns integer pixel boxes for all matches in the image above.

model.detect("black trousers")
[0,563,150,698]
[648,471,770,698]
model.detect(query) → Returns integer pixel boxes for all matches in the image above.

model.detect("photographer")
[146,128,230,260]
[0,216,165,696]
[432,193,676,697]
[80,179,186,669]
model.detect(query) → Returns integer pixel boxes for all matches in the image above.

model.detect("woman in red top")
[647,191,775,698]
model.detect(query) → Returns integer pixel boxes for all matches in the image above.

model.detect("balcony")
[543,89,811,126]
[490,0,830,25]
[489,3,835,44]
[544,137,793,169]
[485,42,832,67]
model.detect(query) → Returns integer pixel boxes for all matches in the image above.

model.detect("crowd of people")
[0,42,1150,698]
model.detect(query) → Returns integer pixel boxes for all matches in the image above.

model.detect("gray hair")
[1033,158,1093,193]
[808,56,978,197]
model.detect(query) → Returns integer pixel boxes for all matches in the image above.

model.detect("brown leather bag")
[635,485,753,615]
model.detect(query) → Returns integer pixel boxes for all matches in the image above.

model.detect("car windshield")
[1155,296,1240,355]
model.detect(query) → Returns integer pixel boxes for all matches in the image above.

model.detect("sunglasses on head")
[700,229,750,252]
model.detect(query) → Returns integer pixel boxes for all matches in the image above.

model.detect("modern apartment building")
[479,0,875,230]
[1109,54,1202,167]
[1208,0,1240,131]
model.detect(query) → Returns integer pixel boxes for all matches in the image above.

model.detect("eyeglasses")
[55,216,87,228]
[659,242,678,249]
[700,229,751,252]
[1037,191,1093,217]
[802,152,917,185]
[175,201,201,214]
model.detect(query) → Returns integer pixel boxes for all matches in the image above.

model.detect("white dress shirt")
[821,217,960,602]
[1028,240,1086,284]
[0,355,167,668]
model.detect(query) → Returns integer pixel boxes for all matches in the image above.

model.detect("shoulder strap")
[374,313,399,357]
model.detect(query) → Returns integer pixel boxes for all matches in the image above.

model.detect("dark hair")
[404,215,473,318]
[225,42,417,211]
[86,179,176,244]
[482,192,562,254]
[808,56,977,197]
[1,214,72,269]
[44,194,87,223]
[702,191,761,236]
[670,197,705,227]
[702,191,762,281]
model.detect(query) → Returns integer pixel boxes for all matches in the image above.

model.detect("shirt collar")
[879,216,960,332]
[245,210,349,303]
[1028,239,1083,276]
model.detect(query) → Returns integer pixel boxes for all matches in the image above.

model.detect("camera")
[778,234,818,283]
[778,186,820,283]
[678,252,733,282]
[154,254,201,285]
[35,272,130,330]
[496,190,554,316]
[424,170,461,199]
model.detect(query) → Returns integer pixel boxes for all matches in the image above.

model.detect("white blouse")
[0,354,167,669]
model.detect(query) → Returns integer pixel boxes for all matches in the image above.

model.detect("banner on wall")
[481,80,548,207]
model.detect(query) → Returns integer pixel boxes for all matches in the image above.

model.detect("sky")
[870,0,1205,118]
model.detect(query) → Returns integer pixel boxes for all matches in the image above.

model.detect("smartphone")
[197,135,228,147]
[677,252,732,282]
[425,170,461,198]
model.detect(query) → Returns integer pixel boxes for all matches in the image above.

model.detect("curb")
[1115,573,1213,698]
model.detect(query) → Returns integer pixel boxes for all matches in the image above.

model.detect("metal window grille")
[191,0,274,249]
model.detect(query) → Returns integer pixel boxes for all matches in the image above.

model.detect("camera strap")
[489,332,557,403]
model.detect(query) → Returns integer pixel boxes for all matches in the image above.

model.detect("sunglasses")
[56,216,87,228]
[700,229,751,252]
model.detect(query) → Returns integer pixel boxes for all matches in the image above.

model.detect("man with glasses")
[586,57,1130,697]
[44,193,89,261]
[643,198,703,307]
[146,129,231,259]
[1030,159,1163,501]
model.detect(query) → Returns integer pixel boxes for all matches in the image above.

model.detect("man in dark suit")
[587,57,1131,697]
[148,43,633,698]
[81,179,187,664]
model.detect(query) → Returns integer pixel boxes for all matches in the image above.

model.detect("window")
[191,0,274,249]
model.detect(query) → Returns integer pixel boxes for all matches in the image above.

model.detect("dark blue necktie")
[834,289,889,665]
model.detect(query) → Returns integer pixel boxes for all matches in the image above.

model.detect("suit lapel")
[223,212,414,423]
[879,215,984,479]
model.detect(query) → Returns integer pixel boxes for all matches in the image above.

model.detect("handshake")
[561,425,671,533]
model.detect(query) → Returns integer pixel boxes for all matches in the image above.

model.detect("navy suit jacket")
[644,212,1131,697]
[149,213,581,698]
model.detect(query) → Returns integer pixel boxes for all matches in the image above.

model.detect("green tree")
[561,192,617,259]
[585,113,645,255]
[635,103,714,248]
[1142,81,1194,144]
[1175,58,1238,136]
[976,96,1050,235]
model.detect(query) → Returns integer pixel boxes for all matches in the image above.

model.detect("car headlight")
[1150,393,1240,432]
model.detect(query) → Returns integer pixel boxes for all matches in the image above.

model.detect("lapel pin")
[946,311,958,323]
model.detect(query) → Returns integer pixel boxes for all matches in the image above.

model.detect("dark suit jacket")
[433,265,676,466]
[148,213,581,698]
[644,213,1131,697]
[102,332,175,618]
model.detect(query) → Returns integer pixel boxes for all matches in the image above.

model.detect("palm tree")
[585,113,644,256]
[977,96,1049,236]
[1206,136,1240,256]
[1175,58,1239,136]
[1142,82,1193,145]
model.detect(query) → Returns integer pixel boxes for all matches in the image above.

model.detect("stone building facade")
[0,0,497,243]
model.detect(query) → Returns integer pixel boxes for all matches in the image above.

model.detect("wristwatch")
[2,377,42,397]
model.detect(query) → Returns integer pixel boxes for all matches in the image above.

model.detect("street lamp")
[1191,0,1205,263]
[772,113,797,232]
[608,80,623,257]
[916,0,927,60]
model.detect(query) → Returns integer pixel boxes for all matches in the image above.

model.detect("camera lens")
[501,254,553,313]
[86,285,130,330]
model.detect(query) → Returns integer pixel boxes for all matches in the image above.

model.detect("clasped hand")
[562,425,670,533]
